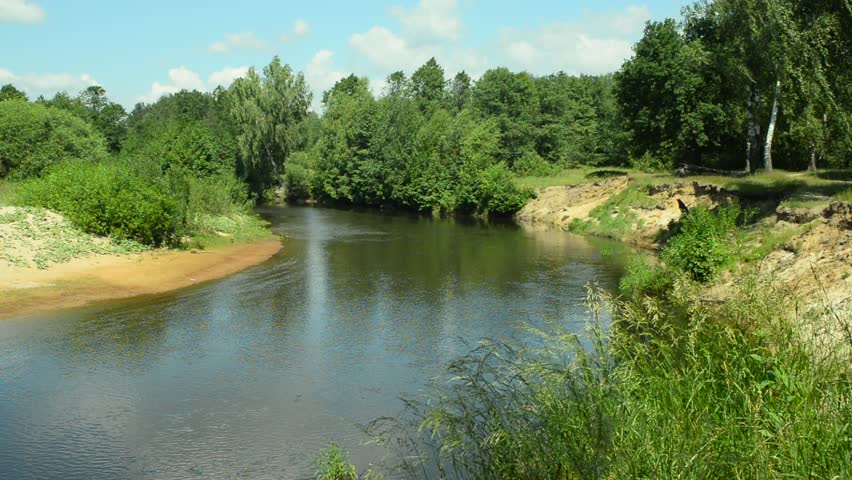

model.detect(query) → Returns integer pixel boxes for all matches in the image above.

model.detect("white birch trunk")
[808,142,816,172]
[763,79,781,172]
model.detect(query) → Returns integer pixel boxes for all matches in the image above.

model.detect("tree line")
[1,0,849,220]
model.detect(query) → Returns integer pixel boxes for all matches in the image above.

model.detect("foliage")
[314,444,357,480]
[14,159,181,246]
[618,255,674,298]
[511,150,555,177]
[0,84,27,102]
[283,150,315,200]
[40,86,128,152]
[368,279,851,479]
[13,157,256,248]
[662,203,745,281]
[473,163,533,216]
[226,56,312,199]
[629,151,667,173]
[310,68,535,216]
[0,100,108,179]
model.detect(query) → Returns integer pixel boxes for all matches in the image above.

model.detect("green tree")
[410,58,447,114]
[314,76,379,204]
[227,56,311,199]
[472,68,540,166]
[449,71,472,113]
[0,100,108,179]
[0,84,27,102]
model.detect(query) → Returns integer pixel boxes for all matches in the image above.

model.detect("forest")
[0,0,849,242]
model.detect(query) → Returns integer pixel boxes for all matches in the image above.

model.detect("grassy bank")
[518,167,852,201]
[315,201,852,480]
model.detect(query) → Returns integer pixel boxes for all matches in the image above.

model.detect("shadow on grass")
[816,169,852,182]
[723,177,850,199]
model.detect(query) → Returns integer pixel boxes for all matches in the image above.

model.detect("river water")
[0,206,634,479]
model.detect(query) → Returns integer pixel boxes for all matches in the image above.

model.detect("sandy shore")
[0,238,282,320]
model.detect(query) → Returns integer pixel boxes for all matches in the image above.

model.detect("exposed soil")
[516,179,851,321]
[516,178,737,247]
[757,203,852,315]
[515,176,630,230]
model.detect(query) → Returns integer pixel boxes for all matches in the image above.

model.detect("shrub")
[0,100,108,179]
[629,151,668,173]
[15,159,180,246]
[512,150,556,177]
[315,443,357,480]
[619,256,674,298]
[662,203,743,282]
[284,151,315,200]
[474,163,534,215]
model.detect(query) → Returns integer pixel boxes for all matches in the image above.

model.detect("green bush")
[512,150,556,177]
[629,151,669,173]
[15,159,180,246]
[662,204,743,282]
[619,256,674,298]
[0,100,108,179]
[283,151,315,200]
[474,163,534,215]
[315,444,357,480]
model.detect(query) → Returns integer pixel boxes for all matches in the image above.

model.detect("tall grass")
[366,278,851,479]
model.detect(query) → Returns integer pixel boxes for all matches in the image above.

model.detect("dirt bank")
[516,178,851,319]
[515,177,737,248]
[0,239,282,320]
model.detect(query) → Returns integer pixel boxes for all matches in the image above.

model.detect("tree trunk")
[808,142,816,172]
[763,79,781,172]
[746,83,761,173]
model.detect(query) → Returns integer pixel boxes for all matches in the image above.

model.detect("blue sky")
[1,0,692,110]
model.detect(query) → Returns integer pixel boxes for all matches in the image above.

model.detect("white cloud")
[0,0,44,24]
[138,66,204,103]
[208,66,249,89]
[292,18,310,37]
[208,32,267,54]
[304,49,346,111]
[349,27,437,71]
[138,65,251,104]
[282,19,310,42]
[598,5,652,36]
[389,0,461,43]
[0,68,98,97]
[497,5,651,75]
[505,41,538,69]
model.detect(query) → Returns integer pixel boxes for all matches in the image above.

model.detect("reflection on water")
[0,206,634,479]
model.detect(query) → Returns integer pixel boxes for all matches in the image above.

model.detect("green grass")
[518,167,852,199]
[515,167,630,189]
[833,187,852,202]
[366,277,851,480]
[185,212,273,249]
[0,181,12,206]
[734,221,816,264]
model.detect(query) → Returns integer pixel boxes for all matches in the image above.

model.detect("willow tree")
[227,56,311,199]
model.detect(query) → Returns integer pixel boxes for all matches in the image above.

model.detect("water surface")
[0,206,633,479]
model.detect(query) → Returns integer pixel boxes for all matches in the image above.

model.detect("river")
[0,206,634,479]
